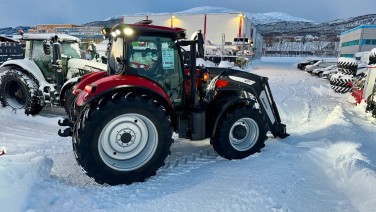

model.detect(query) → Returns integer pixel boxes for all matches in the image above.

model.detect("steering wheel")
[130,61,150,70]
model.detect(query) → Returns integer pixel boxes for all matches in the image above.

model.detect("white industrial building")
[339,25,376,58]
[121,12,263,60]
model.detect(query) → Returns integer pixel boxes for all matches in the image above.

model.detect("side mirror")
[43,40,51,55]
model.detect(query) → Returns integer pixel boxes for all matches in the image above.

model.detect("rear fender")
[208,97,255,137]
[0,60,57,96]
[76,75,173,111]
[0,60,48,85]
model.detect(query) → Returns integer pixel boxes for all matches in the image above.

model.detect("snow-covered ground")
[1,57,376,211]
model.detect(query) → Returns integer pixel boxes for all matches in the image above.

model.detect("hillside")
[258,13,376,36]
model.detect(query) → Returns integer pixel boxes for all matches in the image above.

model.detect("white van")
[305,58,338,74]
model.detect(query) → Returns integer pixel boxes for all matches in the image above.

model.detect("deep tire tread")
[73,94,173,185]
[211,107,267,160]
[0,69,43,115]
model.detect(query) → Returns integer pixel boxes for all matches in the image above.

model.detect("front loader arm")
[207,67,289,138]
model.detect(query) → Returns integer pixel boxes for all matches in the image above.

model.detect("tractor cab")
[102,22,197,107]
[22,33,81,83]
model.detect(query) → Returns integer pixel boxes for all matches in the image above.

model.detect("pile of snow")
[0,153,52,211]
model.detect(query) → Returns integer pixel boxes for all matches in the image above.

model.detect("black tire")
[338,68,353,75]
[366,93,375,113]
[330,78,352,87]
[0,69,43,115]
[211,107,267,160]
[73,95,173,185]
[63,86,76,120]
[331,85,352,93]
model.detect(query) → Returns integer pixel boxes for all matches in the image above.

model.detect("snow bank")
[0,153,52,211]
[299,105,376,211]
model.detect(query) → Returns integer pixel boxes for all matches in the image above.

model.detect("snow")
[246,12,314,25]
[176,6,239,15]
[1,57,376,211]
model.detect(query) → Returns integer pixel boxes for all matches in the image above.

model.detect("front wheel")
[211,107,267,159]
[63,86,76,121]
[73,95,173,185]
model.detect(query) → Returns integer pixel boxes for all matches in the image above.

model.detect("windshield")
[61,42,81,59]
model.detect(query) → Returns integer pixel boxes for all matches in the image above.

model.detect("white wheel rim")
[98,113,158,171]
[229,117,259,151]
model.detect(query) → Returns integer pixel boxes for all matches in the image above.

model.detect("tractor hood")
[67,58,107,79]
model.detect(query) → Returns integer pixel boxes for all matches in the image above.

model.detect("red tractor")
[59,21,288,185]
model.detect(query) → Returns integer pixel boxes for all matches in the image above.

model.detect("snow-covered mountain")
[258,13,376,36]
[246,12,313,25]
[102,6,314,26]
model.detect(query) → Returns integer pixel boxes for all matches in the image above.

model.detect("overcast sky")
[0,0,374,28]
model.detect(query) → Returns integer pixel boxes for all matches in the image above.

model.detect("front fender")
[207,97,255,137]
[76,75,172,109]
[73,71,108,94]
[59,77,80,106]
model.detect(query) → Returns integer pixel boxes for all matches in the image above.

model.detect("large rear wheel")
[73,95,173,185]
[0,69,43,115]
[211,107,267,159]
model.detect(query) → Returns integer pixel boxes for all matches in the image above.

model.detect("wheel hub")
[5,80,27,109]
[233,125,247,140]
[229,118,259,151]
[116,128,136,147]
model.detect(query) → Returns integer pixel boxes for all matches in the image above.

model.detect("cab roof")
[21,33,80,42]
[113,23,186,39]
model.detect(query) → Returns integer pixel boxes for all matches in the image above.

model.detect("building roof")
[340,25,376,36]
[0,35,20,43]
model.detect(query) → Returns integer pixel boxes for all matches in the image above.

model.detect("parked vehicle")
[305,58,337,74]
[312,65,337,77]
[0,36,23,65]
[58,21,288,185]
[297,58,320,70]
[0,33,107,115]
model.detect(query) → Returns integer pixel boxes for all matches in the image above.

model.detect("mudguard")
[75,74,173,110]
[207,96,256,137]
[59,77,80,106]
[73,71,108,95]
[0,59,54,90]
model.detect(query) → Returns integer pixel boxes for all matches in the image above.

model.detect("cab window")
[129,36,183,105]
[108,38,124,74]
